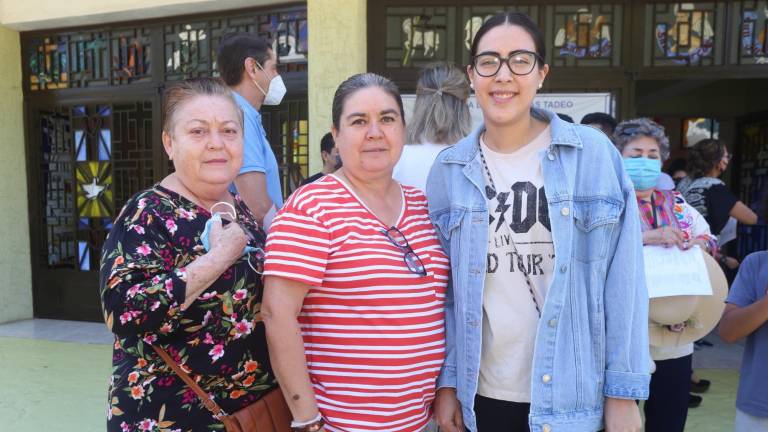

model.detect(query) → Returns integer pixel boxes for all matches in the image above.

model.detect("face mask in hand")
[623,157,662,191]
[200,202,263,273]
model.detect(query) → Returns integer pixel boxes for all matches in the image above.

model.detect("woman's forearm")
[183,252,232,309]
[264,314,320,422]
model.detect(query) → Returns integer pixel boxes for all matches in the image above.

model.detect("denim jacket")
[426,109,650,432]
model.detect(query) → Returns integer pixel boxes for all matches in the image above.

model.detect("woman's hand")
[604,397,641,432]
[642,226,686,249]
[434,387,464,432]
[181,216,249,309]
[689,238,711,254]
[207,215,248,265]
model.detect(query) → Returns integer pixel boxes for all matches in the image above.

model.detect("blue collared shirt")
[230,91,283,209]
[426,108,650,432]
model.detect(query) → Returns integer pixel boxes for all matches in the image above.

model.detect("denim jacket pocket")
[572,198,621,262]
[432,208,466,242]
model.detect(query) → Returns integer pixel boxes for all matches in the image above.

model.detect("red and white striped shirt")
[264,175,448,432]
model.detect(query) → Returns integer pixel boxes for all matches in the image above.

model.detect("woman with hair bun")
[393,62,472,191]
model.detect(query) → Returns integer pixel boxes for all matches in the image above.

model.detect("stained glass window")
[39,102,154,270]
[548,4,623,67]
[734,1,768,65]
[25,7,308,90]
[385,7,456,68]
[76,161,113,218]
[164,22,210,81]
[27,29,148,90]
[645,2,727,66]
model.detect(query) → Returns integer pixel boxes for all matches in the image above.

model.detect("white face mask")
[253,62,286,106]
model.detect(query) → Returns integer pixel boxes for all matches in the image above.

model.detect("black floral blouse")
[100,185,275,432]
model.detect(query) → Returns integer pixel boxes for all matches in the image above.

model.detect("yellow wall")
[0,25,32,324]
[307,0,367,173]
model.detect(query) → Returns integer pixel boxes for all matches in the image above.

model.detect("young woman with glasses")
[426,12,650,432]
[261,73,449,432]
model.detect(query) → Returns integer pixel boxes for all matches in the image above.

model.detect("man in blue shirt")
[719,251,768,431]
[217,33,286,225]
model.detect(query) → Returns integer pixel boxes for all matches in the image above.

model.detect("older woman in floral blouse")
[99,77,276,431]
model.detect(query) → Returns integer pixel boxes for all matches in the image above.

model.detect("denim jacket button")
[560,265,567,273]
[560,207,570,216]
[547,152,555,161]
[542,374,552,383]
[542,424,552,432]
[548,318,557,327]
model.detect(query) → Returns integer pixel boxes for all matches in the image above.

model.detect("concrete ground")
[0,319,746,431]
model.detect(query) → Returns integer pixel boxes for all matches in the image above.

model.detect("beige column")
[307,0,367,173]
[0,26,32,324]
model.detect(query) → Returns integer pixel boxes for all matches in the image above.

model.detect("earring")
[538,82,543,89]
[470,82,474,90]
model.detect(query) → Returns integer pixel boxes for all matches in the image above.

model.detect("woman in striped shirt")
[262,73,449,432]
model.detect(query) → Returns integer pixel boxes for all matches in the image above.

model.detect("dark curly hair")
[687,139,727,179]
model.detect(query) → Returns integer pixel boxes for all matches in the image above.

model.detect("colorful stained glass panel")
[76,161,113,218]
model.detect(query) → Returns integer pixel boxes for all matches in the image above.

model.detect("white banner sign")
[402,92,614,131]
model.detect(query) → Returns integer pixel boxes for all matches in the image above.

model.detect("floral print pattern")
[100,185,275,431]
[637,189,718,253]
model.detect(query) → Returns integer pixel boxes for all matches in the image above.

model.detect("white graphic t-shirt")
[477,127,555,402]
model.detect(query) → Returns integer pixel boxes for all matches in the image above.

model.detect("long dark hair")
[688,139,727,179]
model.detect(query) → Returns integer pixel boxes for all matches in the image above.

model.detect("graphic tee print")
[477,127,555,402]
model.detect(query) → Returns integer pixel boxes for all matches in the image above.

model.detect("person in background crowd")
[300,132,341,186]
[581,112,618,137]
[217,32,286,227]
[614,118,718,431]
[427,12,649,432]
[678,139,757,272]
[556,112,573,122]
[393,62,471,191]
[99,78,277,431]
[262,73,448,432]
[719,250,768,431]
[666,157,688,186]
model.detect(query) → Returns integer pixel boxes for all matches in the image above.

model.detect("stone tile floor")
[0,319,747,431]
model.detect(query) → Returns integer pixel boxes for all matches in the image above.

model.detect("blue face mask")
[623,157,662,191]
[200,203,263,273]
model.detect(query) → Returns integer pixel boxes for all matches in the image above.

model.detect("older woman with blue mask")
[100,78,282,431]
[614,118,718,432]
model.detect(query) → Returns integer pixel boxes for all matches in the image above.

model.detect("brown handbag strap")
[151,345,226,417]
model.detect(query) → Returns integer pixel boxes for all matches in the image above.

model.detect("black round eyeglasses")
[471,50,542,77]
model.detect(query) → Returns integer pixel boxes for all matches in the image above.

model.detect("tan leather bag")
[153,345,292,432]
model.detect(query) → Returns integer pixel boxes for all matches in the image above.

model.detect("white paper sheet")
[643,245,712,298]
[718,217,737,246]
